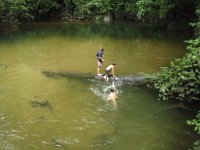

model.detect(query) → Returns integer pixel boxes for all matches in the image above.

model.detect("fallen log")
[41,70,148,86]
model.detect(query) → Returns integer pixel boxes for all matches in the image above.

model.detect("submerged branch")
[41,70,148,86]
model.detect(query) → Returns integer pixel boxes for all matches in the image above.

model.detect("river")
[0,22,197,150]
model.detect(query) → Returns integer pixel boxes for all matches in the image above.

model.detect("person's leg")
[104,70,109,82]
[107,72,113,82]
[97,66,100,75]
[97,60,102,75]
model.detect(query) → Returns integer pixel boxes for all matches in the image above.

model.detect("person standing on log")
[96,48,104,76]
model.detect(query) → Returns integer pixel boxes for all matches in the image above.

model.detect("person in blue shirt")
[96,48,104,75]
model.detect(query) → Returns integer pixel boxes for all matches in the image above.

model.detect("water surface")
[0,22,197,150]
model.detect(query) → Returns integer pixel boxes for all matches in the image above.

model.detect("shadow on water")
[30,100,53,112]
[41,70,147,86]
[0,64,9,70]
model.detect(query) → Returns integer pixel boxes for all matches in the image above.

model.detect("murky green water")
[0,22,197,150]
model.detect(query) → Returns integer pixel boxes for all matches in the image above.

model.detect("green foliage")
[150,0,200,102]
[0,0,196,24]
[0,0,63,22]
[150,1,200,100]
[188,140,200,150]
[187,112,200,134]
[187,2,200,146]
[27,0,61,21]
[86,0,109,15]
[151,39,200,101]
[73,0,117,19]
[64,0,76,15]
[135,0,174,22]
[187,112,200,150]
[124,1,135,12]
[150,2,200,147]
[1,0,32,23]
[68,0,132,19]
[75,0,109,18]
[0,1,3,18]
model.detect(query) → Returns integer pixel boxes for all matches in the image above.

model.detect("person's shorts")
[97,60,102,67]
[105,70,112,78]
[105,70,109,74]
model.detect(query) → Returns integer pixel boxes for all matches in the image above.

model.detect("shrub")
[151,38,200,102]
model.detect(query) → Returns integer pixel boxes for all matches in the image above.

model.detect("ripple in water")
[89,78,123,110]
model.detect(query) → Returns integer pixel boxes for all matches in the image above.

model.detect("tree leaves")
[151,44,200,102]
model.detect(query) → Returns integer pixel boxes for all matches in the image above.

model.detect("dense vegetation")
[0,0,199,149]
[149,0,200,149]
[0,0,196,30]
[151,42,200,102]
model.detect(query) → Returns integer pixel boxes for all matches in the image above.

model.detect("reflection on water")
[0,22,197,150]
[0,22,189,75]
